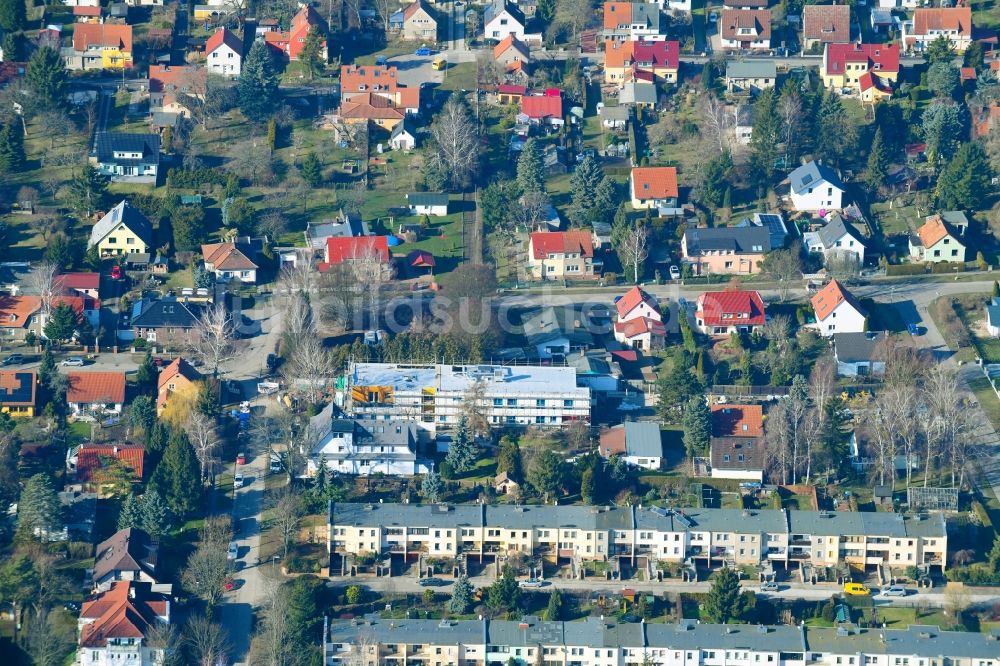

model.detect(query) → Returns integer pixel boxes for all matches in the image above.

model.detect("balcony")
[788,551,810,560]
[790,537,811,546]
[766,549,787,559]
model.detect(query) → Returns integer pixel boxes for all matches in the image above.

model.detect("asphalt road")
[329,574,1000,608]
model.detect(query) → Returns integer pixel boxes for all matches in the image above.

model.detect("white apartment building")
[307,407,431,476]
[328,503,947,572]
[345,363,591,431]
[326,615,1000,666]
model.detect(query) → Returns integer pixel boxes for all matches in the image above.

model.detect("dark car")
[1,354,24,366]
[418,577,450,587]
[266,353,279,372]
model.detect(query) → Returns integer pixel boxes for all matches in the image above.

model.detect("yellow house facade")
[88,200,153,257]
[821,43,899,93]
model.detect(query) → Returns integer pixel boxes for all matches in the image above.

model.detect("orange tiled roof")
[67,371,126,405]
[73,23,132,53]
[79,582,168,648]
[201,242,258,271]
[339,93,405,120]
[631,166,678,200]
[616,286,659,318]
[912,8,972,38]
[803,4,851,43]
[0,295,41,328]
[711,404,763,438]
[917,215,953,248]
[494,34,529,59]
[603,1,633,30]
[75,443,145,481]
[811,279,865,322]
[157,357,199,391]
[720,9,771,42]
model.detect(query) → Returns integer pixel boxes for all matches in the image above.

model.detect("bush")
[285,555,320,573]
[930,261,966,274]
[166,167,227,189]
[886,263,927,276]
[133,338,147,350]
[946,564,1000,585]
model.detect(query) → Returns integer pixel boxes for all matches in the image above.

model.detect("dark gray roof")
[567,351,613,376]
[815,213,864,250]
[726,60,777,79]
[93,132,161,165]
[684,226,771,255]
[710,437,765,471]
[355,420,419,449]
[789,160,845,195]
[390,117,417,139]
[833,331,886,364]
[89,200,154,249]
[130,297,200,329]
[93,527,158,584]
[939,210,969,227]
[522,306,596,349]
[620,82,657,105]
[332,502,485,529]
[484,0,525,27]
[406,192,449,207]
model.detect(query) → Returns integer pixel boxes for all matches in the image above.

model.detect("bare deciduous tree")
[615,222,649,284]
[701,94,733,154]
[269,486,305,559]
[186,412,220,483]
[283,334,334,404]
[350,242,394,328]
[183,613,229,666]
[27,262,59,317]
[429,97,480,190]
[191,302,236,375]
[371,0,394,31]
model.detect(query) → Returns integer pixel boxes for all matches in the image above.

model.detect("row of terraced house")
[328,503,947,574]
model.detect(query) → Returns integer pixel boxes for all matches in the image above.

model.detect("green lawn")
[968,376,1000,435]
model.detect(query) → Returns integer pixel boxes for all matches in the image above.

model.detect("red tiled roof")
[803,4,851,43]
[339,92,405,120]
[858,71,892,95]
[498,84,527,95]
[407,249,436,268]
[201,242,258,271]
[73,6,102,16]
[79,582,167,648]
[631,166,678,200]
[149,65,206,96]
[917,216,954,248]
[341,64,403,94]
[614,317,665,339]
[73,23,133,53]
[75,443,144,481]
[323,236,390,265]
[711,404,764,438]
[56,272,100,292]
[720,9,771,42]
[606,40,680,70]
[811,279,866,322]
[206,27,242,55]
[529,231,594,260]
[520,94,562,120]
[696,290,766,327]
[67,371,126,405]
[603,1,633,29]
[616,286,659,318]
[912,8,972,38]
[824,43,900,75]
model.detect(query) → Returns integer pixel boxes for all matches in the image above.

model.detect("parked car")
[270,458,282,473]
[759,581,780,592]
[236,452,246,466]
[227,542,238,560]
[153,357,165,367]
[61,357,85,367]
[843,582,870,596]
[519,579,547,588]
[234,472,245,489]
[709,11,718,22]
[418,577,450,587]
[110,265,122,280]
[669,265,681,280]
[416,46,432,56]
[882,586,909,597]
[1,354,24,366]
[375,55,387,66]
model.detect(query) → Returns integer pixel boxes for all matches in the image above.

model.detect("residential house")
[64,23,133,70]
[406,192,449,216]
[522,306,596,360]
[493,34,531,72]
[67,372,126,420]
[393,1,437,41]
[77,582,170,666]
[0,295,96,341]
[321,236,391,268]
[725,60,776,94]
[568,350,621,395]
[603,40,680,84]
[723,0,768,8]
[157,357,199,414]
[614,286,665,351]
[878,0,919,7]
[710,404,765,481]
[811,279,867,336]
[92,528,160,591]
[262,5,327,61]
[389,117,418,151]
[822,43,900,96]
[619,81,658,108]
[68,443,144,495]
[833,331,888,377]
[599,105,630,129]
[206,28,242,77]
[305,213,369,251]
[737,212,789,249]
[527,230,597,280]
[497,84,527,105]
[519,91,564,126]
[340,65,421,113]
[346,362,591,428]
[88,200,153,257]
[903,8,973,54]
[328,501,948,571]
[90,133,161,184]
[695,289,766,336]
[804,213,867,264]
[788,160,845,212]
[802,4,851,49]
[308,407,430,476]
[130,297,201,346]
[73,5,103,22]
[598,421,664,470]
[0,370,36,418]
[987,298,1000,337]
[719,9,771,50]
[147,65,206,117]
[909,214,967,264]
[494,472,520,495]
[337,93,406,130]
[630,166,679,210]
[201,241,260,283]
[601,1,665,43]
[484,0,530,42]
[681,227,771,276]
[56,272,101,299]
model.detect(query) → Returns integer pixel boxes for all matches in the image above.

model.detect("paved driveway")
[386,53,444,89]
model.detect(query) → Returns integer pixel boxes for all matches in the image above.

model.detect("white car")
[227,542,238,560]
[669,265,681,280]
[234,472,245,489]
[61,357,85,367]
[709,11,718,22]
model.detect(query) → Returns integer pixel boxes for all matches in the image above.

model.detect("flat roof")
[349,362,589,397]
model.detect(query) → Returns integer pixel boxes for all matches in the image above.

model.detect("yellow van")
[432,57,447,71]
[843,582,870,596]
